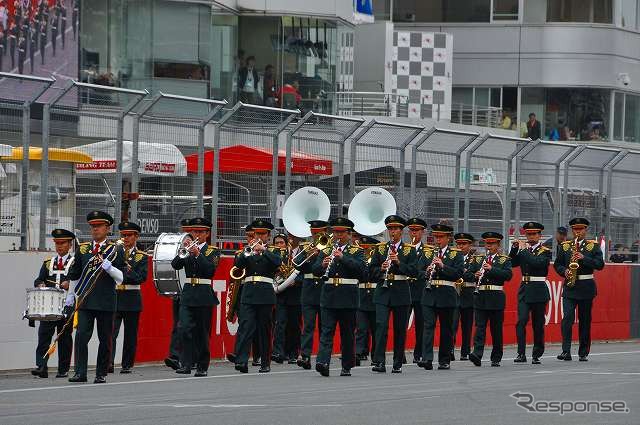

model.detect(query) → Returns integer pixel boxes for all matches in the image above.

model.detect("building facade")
[363,0,640,144]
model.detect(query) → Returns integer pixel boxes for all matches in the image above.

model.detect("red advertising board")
[135,258,632,363]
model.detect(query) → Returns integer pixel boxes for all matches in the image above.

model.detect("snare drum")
[25,287,66,321]
[153,232,189,296]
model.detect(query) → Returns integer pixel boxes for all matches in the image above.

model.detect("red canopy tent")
[185,145,333,176]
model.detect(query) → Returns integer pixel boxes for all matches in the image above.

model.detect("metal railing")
[333,91,408,117]
[450,103,503,128]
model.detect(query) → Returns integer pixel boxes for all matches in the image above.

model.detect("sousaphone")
[348,187,397,236]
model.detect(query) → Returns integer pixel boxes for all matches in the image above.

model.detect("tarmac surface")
[0,341,638,425]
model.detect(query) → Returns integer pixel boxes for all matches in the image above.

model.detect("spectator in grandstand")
[238,55,260,104]
[263,64,277,107]
[609,244,627,263]
[278,79,302,109]
[526,113,541,140]
[543,226,567,250]
[500,112,511,129]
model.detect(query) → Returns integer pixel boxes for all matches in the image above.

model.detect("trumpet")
[243,238,265,257]
[512,237,527,250]
[178,237,200,259]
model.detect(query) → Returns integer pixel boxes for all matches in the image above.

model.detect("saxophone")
[226,265,245,321]
[566,239,580,288]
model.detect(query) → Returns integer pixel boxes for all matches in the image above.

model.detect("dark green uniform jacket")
[371,242,417,307]
[235,246,281,305]
[68,241,126,312]
[171,243,220,307]
[419,246,464,309]
[553,239,604,300]
[473,253,512,311]
[459,252,481,309]
[312,243,365,309]
[115,247,148,312]
[509,243,551,304]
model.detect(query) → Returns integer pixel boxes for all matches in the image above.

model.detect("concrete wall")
[0,252,114,371]
[393,22,640,93]
[353,22,393,91]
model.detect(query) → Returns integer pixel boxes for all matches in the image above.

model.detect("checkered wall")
[391,31,453,119]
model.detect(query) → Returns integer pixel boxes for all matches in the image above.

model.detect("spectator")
[543,226,568,249]
[500,112,511,129]
[609,244,626,263]
[526,113,541,140]
[278,79,302,109]
[589,126,603,141]
[263,64,277,107]
[238,55,259,104]
[549,125,560,141]
[559,121,572,141]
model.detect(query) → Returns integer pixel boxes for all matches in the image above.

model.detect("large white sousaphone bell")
[282,186,331,237]
[348,187,397,236]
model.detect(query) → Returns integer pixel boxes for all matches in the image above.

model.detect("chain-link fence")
[410,128,480,231]
[287,112,364,217]
[1,71,639,260]
[349,120,424,217]
[132,93,226,244]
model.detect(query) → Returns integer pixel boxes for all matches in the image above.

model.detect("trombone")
[291,233,333,267]
[178,237,200,259]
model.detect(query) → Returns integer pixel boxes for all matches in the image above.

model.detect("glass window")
[547,0,613,23]
[624,94,640,143]
[614,92,624,140]
[373,0,392,21]
[492,0,519,20]
[394,0,490,23]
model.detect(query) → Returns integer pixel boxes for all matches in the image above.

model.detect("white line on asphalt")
[1,349,638,395]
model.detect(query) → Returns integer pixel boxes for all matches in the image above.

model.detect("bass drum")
[153,232,189,296]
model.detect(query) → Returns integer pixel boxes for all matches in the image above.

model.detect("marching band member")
[30,229,75,379]
[371,215,417,374]
[509,222,551,365]
[67,211,125,383]
[172,218,219,377]
[110,221,148,374]
[272,234,303,364]
[227,224,261,367]
[469,232,512,368]
[418,223,463,371]
[164,218,192,370]
[355,236,380,366]
[233,219,281,374]
[554,218,604,362]
[297,220,327,370]
[312,217,364,377]
[452,232,480,361]
[406,218,427,363]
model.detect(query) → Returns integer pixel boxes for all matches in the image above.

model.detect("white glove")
[102,260,124,284]
[65,291,75,306]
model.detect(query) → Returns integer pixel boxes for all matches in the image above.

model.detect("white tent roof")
[75,140,187,177]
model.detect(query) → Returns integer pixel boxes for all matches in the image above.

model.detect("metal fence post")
[513,140,539,236]
[211,104,242,242]
[562,146,586,226]
[410,128,435,217]
[463,134,489,232]
[198,102,226,216]
[453,134,480,233]
[337,118,364,213]
[348,120,375,201]
[603,151,628,258]
[271,112,298,224]
[20,101,30,250]
[399,127,424,208]
[551,146,577,257]
[286,111,314,199]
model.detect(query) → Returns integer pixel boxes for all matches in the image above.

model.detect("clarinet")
[321,242,340,281]
[381,242,396,288]
[474,256,488,294]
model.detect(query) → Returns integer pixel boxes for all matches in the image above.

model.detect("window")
[492,0,519,21]
[394,0,490,23]
[547,0,613,23]
[624,94,640,143]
